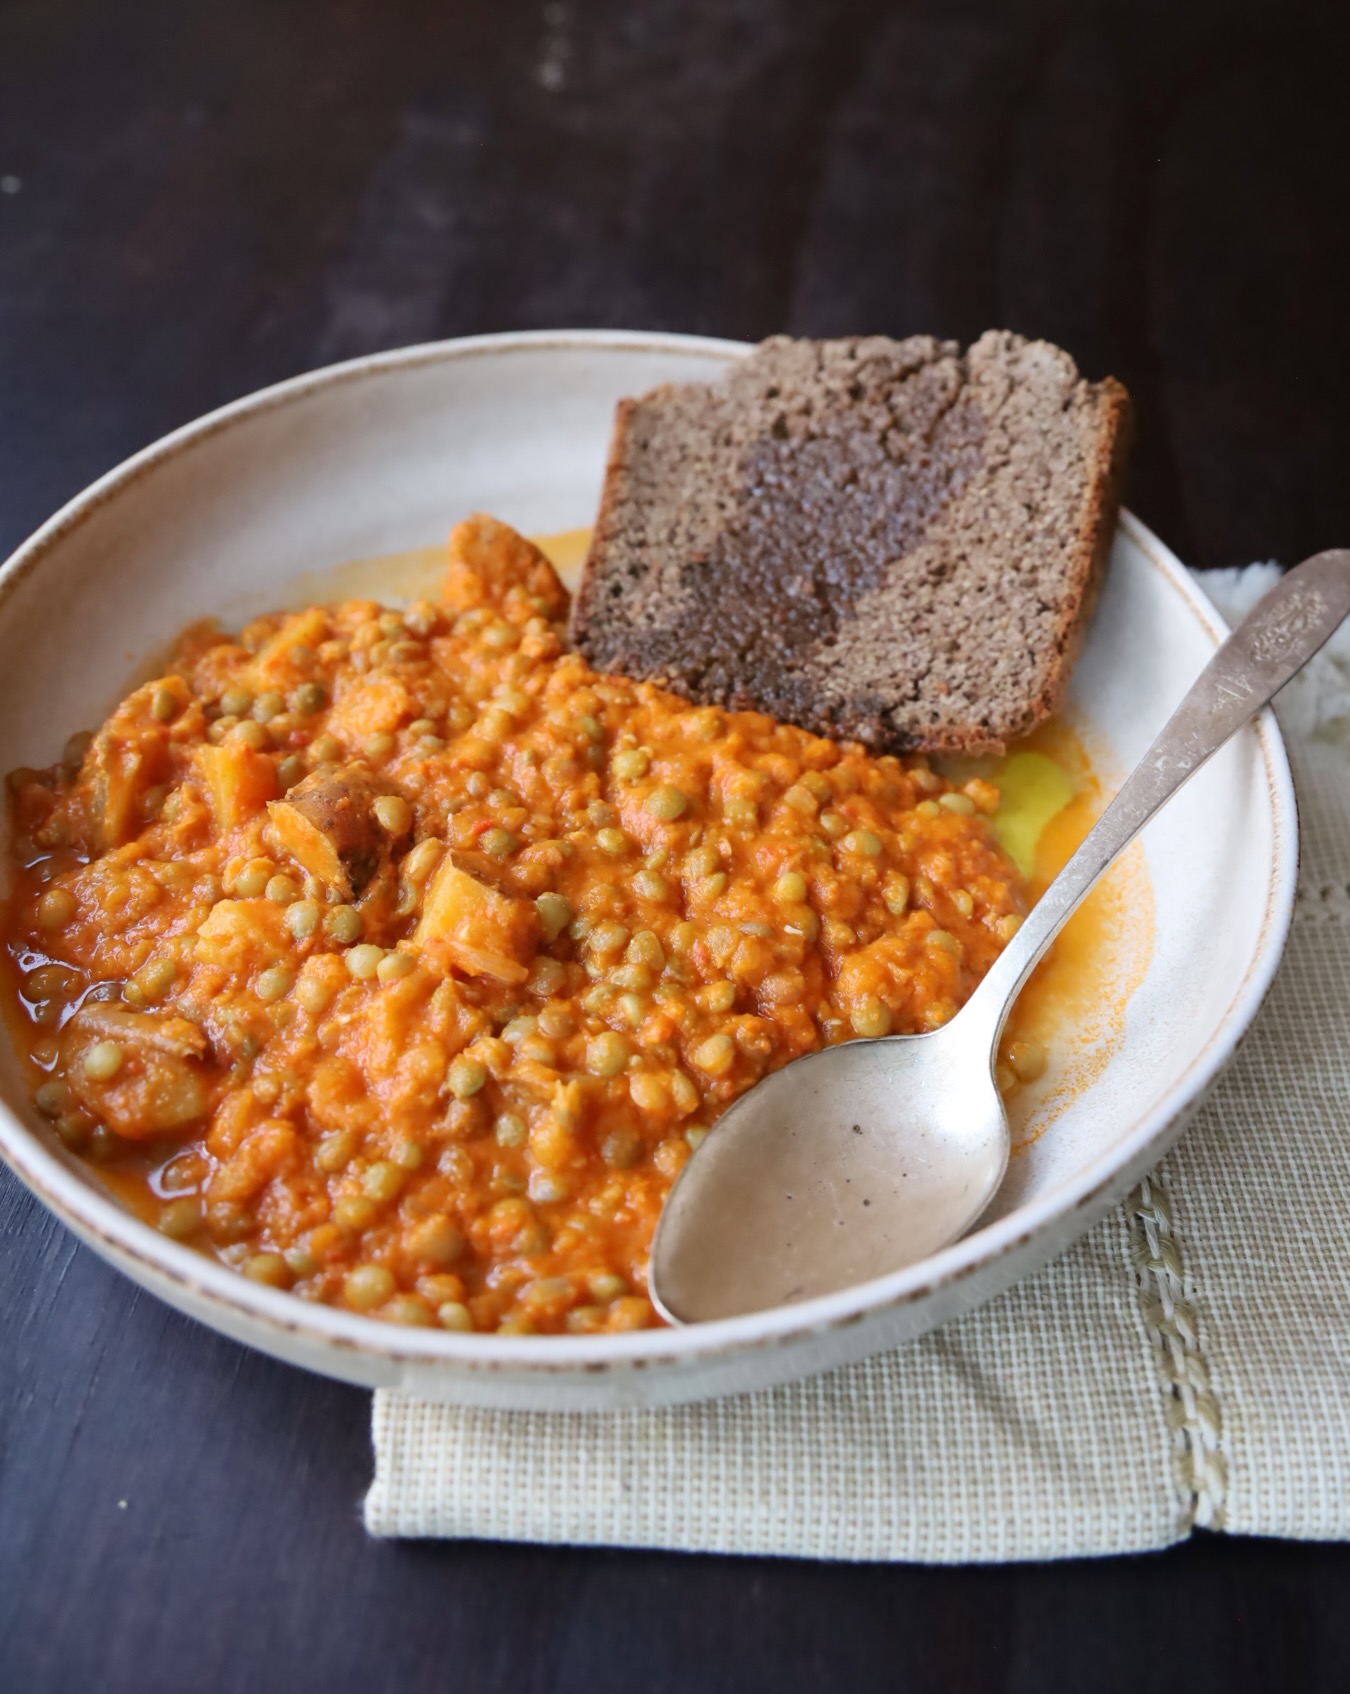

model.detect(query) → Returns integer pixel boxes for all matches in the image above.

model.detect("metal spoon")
[650,550,1350,1324]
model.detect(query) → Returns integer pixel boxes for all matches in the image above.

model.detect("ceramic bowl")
[0,332,1296,1409]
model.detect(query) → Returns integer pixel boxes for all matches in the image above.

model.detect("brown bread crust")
[572,332,1133,754]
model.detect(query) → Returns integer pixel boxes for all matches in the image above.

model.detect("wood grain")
[2,0,1348,1688]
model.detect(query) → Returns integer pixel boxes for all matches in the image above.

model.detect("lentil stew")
[2,517,1033,1334]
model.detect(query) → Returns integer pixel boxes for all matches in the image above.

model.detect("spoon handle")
[964,549,1350,1045]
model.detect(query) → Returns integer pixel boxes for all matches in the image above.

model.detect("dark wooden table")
[3,2,1349,1689]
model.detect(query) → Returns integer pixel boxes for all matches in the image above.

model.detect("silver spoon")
[650,550,1350,1324]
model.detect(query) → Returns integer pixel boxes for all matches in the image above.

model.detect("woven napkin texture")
[366,566,1350,1559]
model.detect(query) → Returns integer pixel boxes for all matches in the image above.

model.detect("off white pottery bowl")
[0,332,1295,1409]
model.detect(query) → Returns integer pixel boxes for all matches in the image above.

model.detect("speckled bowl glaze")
[0,332,1296,1409]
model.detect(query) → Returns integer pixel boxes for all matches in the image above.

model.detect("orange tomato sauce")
[3,517,1046,1335]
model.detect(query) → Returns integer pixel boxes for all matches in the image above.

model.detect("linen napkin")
[366,565,1350,1559]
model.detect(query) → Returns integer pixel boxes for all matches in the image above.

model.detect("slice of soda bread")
[571,331,1132,754]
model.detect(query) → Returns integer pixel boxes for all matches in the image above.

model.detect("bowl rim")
[0,328,1298,1378]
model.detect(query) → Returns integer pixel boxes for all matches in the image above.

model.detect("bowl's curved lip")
[0,329,1298,1379]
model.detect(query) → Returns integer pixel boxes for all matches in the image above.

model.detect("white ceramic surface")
[0,332,1296,1409]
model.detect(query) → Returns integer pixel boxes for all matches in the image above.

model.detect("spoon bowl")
[652,548,1350,1325]
[651,1021,1009,1324]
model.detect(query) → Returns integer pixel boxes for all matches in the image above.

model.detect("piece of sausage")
[268,765,407,898]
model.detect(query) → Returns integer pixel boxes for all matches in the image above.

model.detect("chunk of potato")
[193,898,291,972]
[192,742,277,830]
[268,765,404,898]
[413,856,538,984]
[249,607,330,685]
[207,1119,299,1205]
[443,515,570,620]
[322,674,415,745]
[64,1003,212,1140]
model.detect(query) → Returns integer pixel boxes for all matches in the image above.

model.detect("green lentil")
[292,682,327,715]
[850,996,893,1038]
[324,905,362,944]
[692,1033,735,1075]
[410,1215,464,1265]
[233,859,275,898]
[284,1244,319,1278]
[495,1113,528,1148]
[229,719,269,751]
[243,1252,291,1288]
[35,888,76,930]
[295,975,333,1015]
[447,1056,488,1098]
[632,869,671,902]
[374,794,412,835]
[588,920,629,956]
[644,784,688,822]
[1006,1038,1048,1082]
[533,891,572,942]
[83,1040,124,1081]
[287,899,321,939]
[134,956,178,1003]
[334,1195,378,1230]
[601,1127,643,1168]
[384,1295,434,1326]
[219,687,254,718]
[626,929,665,969]
[158,1197,202,1239]
[344,943,385,979]
[842,829,883,856]
[586,1032,630,1078]
[377,950,416,984]
[404,838,444,883]
[255,965,295,1002]
[151,686,181,723]
[308,733,342,764]
[315,1130,358,1173]
[480,827,517,859]
[362,1160,405,1203]
[344,1264,396,1312]
[34,1078,71,1117]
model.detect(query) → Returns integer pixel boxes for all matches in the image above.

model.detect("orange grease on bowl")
[1001,718,1155,1152]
